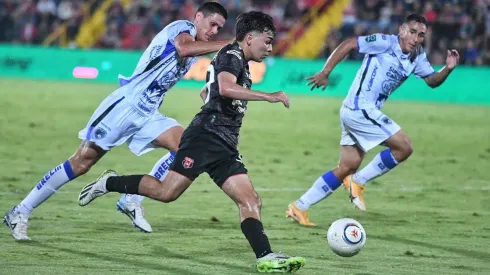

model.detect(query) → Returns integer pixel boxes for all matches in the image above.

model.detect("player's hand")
[446,49,460,70]
[267,91,290,108]
[306,71,329,91]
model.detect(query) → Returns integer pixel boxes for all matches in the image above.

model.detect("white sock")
[354,148,398,184]
[122,152,175,204]
[295,171,341,211]
[18,161,76,216]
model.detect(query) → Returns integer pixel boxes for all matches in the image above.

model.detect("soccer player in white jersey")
[4,2,230,240]
[286,14,460,226]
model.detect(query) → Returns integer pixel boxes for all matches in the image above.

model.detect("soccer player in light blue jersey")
[286,14,460,226]
[4,2,231,240]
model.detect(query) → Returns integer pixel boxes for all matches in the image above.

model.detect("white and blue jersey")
[78,20,198,156]
[343,34,435,110]
[118,20,198,115]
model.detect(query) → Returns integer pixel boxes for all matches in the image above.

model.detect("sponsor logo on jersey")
[365,34,376,43]
[227,50,242,60]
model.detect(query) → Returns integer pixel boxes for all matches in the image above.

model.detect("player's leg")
[80,132,203,207]
[221,175,306,273]
[352,129,412,185]
[342,108,404,211]
[287,145,364,226]
[122,124,183,203]
[79,170,194,207]
[4,141,106,240]
[117,114,183,232]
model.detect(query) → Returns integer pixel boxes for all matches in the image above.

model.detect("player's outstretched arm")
[175,33,232,57]
[218,72,289,108]
[306,37,358,90]
[424,49,460,88]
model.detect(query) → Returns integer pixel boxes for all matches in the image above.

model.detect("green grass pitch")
[0,78,489,274]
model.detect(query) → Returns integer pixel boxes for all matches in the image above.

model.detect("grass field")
[1,78,489,274]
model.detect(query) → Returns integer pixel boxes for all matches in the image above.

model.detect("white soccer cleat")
[79,170,117,206]
[3,207,31,241]
[116,200,152,233]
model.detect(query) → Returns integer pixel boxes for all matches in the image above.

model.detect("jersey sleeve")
[357,34,391,54]
[413,52,435,78]
[215,49,243,78]
[168,20,197,45]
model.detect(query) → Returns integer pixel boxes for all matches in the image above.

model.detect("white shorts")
[78,94,180,156]
[339,106,401,152]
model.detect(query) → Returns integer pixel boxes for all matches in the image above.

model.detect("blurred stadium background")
[0,0,489,64]
[1,1,490,275]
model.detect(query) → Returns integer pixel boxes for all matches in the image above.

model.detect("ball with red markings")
[327,218,366,257]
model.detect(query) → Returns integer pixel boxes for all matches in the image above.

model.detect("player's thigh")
[152,125,184,152]
[79,96,139,151]
[158,171,194,201]
[207,149,248,188]
[340,107,401,152]
[168,133,209,182]
[384,130,413,153]
[127,113,182,155]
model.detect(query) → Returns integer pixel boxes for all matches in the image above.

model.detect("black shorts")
[170,128,247,187]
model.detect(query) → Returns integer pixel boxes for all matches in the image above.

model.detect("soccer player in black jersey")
[78,11,305,273]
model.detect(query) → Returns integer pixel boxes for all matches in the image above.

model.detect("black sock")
[106,175,144,194]
[241,217,273,258]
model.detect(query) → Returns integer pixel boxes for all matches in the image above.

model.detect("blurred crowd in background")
[0,0,489,65]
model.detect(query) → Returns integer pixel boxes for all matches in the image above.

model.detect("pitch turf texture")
[1,79,489,274]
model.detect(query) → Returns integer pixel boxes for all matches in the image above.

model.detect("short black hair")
[404,14,427,27]
[197,2,227,20]
[235,11,276,42]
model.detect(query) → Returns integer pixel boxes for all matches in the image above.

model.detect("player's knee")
[393,140,413,162]
[400,142,413,160]
[68,158,93,176]
[238,194,262,213]
[156,188,182,203]
[336,162,359,178]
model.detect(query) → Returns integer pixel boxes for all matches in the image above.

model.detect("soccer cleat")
[116,200,152,233]
[79,170,117,206]
[285,203,316,227]
[256,252,306,273]
[3,207,31,241]
[343,175,366,211]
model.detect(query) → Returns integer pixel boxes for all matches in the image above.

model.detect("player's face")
[195,12,225,41]
[247,30,274,62]
[399,21,427,53]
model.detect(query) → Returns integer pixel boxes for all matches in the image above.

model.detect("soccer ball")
[326,218,366,257]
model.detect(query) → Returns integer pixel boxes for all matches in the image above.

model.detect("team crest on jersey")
[182,157,194,169]
[94,128,107,139]
[365,35,376,43]
[381,117,392,124]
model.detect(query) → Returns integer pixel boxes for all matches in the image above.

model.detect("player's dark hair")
[235,11,276,42]
[197,2,228,20]
[404,14,427,27]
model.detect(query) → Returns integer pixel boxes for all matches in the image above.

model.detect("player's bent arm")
[218,72,271,101]
[423,66,453,88]
[320,37,358,76]
[174,33,229,57]
[199,85,207,103]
